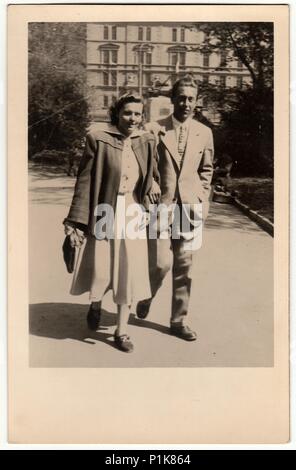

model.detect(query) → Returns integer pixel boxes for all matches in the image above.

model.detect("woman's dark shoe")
[136,298,152,319]
[114,331,134,353]
[86,306,101,330]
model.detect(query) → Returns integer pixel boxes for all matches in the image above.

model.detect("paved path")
[29,166,273,367]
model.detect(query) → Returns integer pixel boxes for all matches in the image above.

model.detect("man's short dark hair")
[171,75,198,100]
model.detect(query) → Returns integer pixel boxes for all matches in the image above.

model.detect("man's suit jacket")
[146,115,214,219]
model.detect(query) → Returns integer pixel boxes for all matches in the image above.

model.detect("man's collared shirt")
[171,115,192,145]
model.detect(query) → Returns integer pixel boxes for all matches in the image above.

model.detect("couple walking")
[63,75,214,353]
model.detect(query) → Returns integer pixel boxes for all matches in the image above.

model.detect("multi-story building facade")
[87,23,251,123]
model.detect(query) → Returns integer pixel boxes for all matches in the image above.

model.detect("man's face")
[172,85,198,122]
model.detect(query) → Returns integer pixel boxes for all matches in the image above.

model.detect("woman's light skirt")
[70,194,151,306]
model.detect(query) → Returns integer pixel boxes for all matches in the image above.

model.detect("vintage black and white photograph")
[7,3,290,445]
[28,19,275,367]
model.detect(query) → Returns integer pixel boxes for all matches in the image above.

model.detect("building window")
[112,26,117,40]
[171,52,178,66]
[170,50,186,68]
[100,46,119,65]
[103,96,108,108]
[111,50,118,64]
[237,59,243,69]
[172,28,177,42]
[103,26,108,40]
[220,51,227,67]
[103,71,109,86]
[220,75,226,88]
[237,76,243,88]
[181,28,185,42]
[111,71,117,86]
[138,27,143,41]
[144,73,151,86]
[146,27,151,41]
[146,52,152,65]
[203,53,210,67]
[203,74,209,84]
[179,52,185,66]
[103,50,109,64]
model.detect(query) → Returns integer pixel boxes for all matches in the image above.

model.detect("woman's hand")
[148,179,161,204]
[64,223,75,236]
[64,223,85,247]
[72,228,85,247]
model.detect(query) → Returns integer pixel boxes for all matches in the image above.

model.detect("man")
[137,75,214,341]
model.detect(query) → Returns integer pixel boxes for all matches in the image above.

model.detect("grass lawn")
[225,177,274,223]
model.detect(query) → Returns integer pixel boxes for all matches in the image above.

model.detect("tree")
[195,22,273,91]
[28,23,90,159]
[190,22,274,176]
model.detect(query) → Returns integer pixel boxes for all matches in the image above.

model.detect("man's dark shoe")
[170,323,197,341]
[114,331,134,353]
[136,299,152,319]
[86,306,101,330]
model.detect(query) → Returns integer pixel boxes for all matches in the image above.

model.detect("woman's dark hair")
[171,74,198,100]
[109,92,144,126]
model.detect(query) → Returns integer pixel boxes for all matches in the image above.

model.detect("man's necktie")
[177,125,186,167]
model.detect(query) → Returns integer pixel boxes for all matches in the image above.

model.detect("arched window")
[138,27,143,41]
[146,27,151,41]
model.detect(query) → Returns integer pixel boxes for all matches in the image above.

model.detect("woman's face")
[117,101,143,136]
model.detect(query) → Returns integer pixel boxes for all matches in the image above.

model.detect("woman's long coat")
[66,126,158,234]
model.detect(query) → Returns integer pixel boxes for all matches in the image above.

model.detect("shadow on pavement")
[29,303,171,347]
[29,303,116,348]
[129,313,171,335]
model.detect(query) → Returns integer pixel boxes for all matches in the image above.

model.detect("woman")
[63,93,160,353]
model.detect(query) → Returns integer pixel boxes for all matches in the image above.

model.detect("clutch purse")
[62,235,77,273]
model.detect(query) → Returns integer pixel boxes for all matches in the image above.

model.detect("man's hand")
[148,179,161,204]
